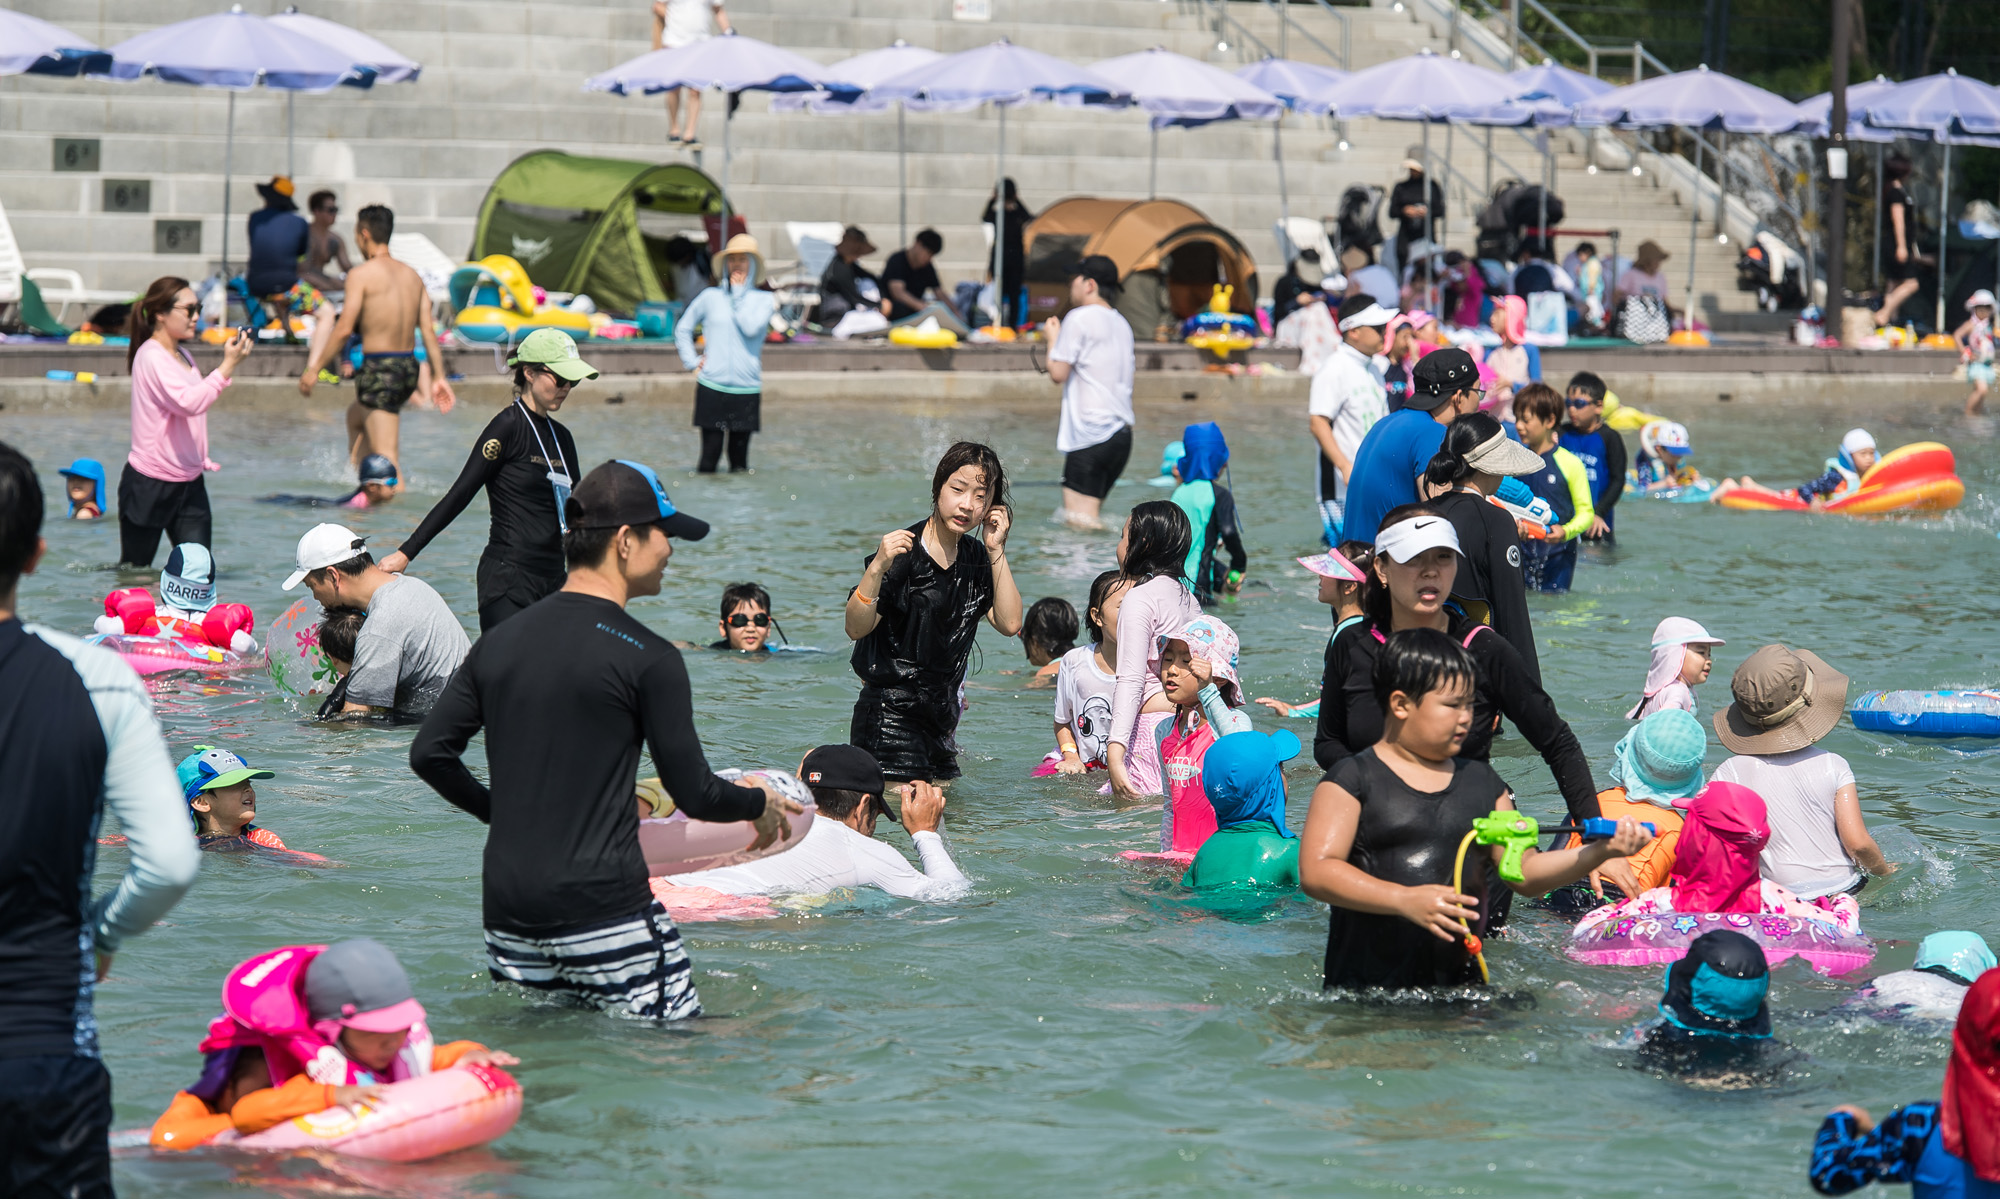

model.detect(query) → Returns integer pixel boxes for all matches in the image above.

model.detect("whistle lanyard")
[515,399,573,534]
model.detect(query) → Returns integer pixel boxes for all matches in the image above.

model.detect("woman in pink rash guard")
[1106,501,1201,803]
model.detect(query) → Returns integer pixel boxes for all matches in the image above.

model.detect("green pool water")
[8,387,1999,1198]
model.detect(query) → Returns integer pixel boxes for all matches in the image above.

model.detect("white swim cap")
[1650,421,1691,453]
[1841,428,1876,456]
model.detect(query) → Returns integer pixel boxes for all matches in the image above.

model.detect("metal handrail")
[1191,0,1275,61]
[1297,0,1352,69]
[1255,0,1341,69]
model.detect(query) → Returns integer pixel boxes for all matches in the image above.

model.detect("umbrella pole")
[1150,125,1158,201]
[287,92,294,180]
[994,104,1006,328]
[1873,142,1882,289]
[222,92,236,284]
[723,93,735,231]
[1685,132,1702,333]
[1274,115,1289,228]
[1423,121,1435,314]
[1937,141,1950,333]
[898,102,908,248]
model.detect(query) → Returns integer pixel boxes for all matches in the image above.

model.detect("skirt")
[692,383,761,432]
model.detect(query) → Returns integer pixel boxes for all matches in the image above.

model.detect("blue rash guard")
[1812,1103,2000,1199]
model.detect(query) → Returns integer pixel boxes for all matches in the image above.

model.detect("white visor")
[1374,515,1462,563]
[1338,302,1396,332]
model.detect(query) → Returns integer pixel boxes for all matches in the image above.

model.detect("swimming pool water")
[10,387,1998,1197]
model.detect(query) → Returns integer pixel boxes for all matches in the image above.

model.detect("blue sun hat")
[176,745,275,811]
[1915,931,1997,987]
[1202,728,1301,837]
[1149,440,1186,486]
[58,458,106,515]
[1610,708,1707,806]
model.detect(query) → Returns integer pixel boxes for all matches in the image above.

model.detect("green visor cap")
[508,328,599,382]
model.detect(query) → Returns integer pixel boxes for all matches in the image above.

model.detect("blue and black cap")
[565,459,709,540]
[1659,929,1772,1040]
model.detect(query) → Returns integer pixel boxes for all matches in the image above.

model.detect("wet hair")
[1424,411,1508,490]
[1511,381,1564,426]
[1566,371,1607,403]
[930,442,1010,516]
[1118,500,1194,589]
[355,204,394,245]
[303,551,373,588]
[317,607,366,665]
[0,441,43,597]
[309,189,337,213]
[1084,569,1123,644]
[1022,597,1078,659]
[1885,153,1913,182]
[126,276,193,370]
[1361,503,1449,630]
[915,229,943,254]
[809,786,875,820]
[1372,626,1478,711]
[720,581,771,621]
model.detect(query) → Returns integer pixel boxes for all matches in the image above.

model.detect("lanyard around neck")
[514,398,570,480]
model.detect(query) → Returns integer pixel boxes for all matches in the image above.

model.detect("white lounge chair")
[771,220,845,327]
[1274,216,1337,275]
[0,199,135,319]
[389,231,460,310]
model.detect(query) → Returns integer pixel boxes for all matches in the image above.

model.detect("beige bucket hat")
[1714,644,1850,755]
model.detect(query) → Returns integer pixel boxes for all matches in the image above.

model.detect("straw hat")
[1714,644,1850,755]
[711,233,763,281]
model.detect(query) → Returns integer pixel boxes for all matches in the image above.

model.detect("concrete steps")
[0,0,1766,324]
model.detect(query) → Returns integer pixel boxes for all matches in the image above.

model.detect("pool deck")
[0,338,1969,412]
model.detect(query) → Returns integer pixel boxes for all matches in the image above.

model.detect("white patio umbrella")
[771,41,946,245]
[270,7,421,178]
[870,40,1128,327]
[98,5,374,278]
[0,10,112,77]
[1087,48,1283,202]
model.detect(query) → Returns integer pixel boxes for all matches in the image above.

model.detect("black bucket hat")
[1658,929,1772,1039]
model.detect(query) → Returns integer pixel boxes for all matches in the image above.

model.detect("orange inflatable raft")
[1715,442,1964,515]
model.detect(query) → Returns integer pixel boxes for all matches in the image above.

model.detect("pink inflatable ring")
[216,1064,521,1161]
[638,767,816,876]
[1566,909,1875,976]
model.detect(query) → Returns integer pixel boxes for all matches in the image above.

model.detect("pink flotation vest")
[102,587,253,647]
[204,945,434,1087]
[1159,716,1221,855]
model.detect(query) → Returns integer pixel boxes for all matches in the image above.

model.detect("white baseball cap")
[1374,514,1462,563]
[283,524,368,590]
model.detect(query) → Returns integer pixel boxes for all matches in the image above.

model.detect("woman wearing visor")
[380,329,595,631]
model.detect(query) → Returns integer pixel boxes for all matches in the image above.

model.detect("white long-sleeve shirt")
[665,815,968,902]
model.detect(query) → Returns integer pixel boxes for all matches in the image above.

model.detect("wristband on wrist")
[855,591,876,607]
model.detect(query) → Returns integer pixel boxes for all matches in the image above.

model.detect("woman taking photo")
[377,328,594,631]
[675,233,775,474]
[1312,504,1632,901]
[1105,500,1201,803]
[119,277,252,566]
[846,442,1022,785]
[1421,411,1545,679]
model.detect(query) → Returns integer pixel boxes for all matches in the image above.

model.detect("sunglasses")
[726,612,771,628]
[1567,396,1599,407]
[169,302,200,317]
[534,366,576,387]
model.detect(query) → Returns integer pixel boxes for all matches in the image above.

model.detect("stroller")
[1735,231,1809,312]
[1335,185,1384,259]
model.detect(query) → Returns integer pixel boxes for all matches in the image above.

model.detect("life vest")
[204,945,434,1088]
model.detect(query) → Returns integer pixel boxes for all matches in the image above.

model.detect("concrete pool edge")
[0,370,1970,413]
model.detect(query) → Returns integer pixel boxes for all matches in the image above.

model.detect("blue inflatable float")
[1849,690,2000,739]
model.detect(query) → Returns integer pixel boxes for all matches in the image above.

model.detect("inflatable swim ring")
[1567,910,1874,976]
[1849,689,2000,739]
[1625,477,1716,503]
[267,596,338,696]
[888,324,958,349]
[1715,442,1964,515]
[88,630,261,677]
[640,767,816,876]
[448,255,594,345]
[214,1064,521,1162]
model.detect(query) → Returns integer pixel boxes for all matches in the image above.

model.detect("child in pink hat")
[1627,617,1726,720]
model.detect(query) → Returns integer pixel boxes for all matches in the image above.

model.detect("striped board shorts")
[483,902,701,1021]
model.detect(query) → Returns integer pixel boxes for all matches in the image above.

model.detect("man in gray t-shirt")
[285,523,470,716]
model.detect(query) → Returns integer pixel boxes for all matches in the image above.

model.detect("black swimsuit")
[1320,748,1508,992]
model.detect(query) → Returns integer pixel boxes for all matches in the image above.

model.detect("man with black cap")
[411,459,804,1020]
[1337,346,1484,544]
[1308,295,1393,543]
[665,745,968,901]
[1043,254,1135,529]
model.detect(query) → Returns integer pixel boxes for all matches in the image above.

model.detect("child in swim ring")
[1626,617,1726,720]
[1152,615,1254,855]
[1715,428,1878,509]
[1182,728,1301,891]
[58,458,106,519]
[178,746,289,851]
[1633,420,1701,493]
[92,543,256,652]
[150,938,517,1150]
[1043,570,1126,774]
[1300,628,1653,991]
[1954,289,1995,416]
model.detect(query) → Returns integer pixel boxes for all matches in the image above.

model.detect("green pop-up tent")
[469,151,725,315]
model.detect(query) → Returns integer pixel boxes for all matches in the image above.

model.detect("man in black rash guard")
[410,459,803,1020]
[378,329,592,632]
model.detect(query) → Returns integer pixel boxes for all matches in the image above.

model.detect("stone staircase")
[0,0,1768,325]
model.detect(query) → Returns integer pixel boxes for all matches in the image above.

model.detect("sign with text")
[53,138,100,172]
[154,220,201,254]
[104,180,151,214]
[953,0,992,20]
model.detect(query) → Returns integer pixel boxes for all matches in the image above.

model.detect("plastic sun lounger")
[389,232,461,309]
[0,199,134,319]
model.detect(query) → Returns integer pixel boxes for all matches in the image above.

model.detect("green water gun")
[1469,812,1657,884]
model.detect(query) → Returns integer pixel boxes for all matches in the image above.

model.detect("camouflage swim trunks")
[356,353,420,413]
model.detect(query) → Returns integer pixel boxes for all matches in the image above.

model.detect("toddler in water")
[1043,571,1126,774]
[1019,595,1079,683]
[1627,617,1726,719]
[1716,428,1878,509]
[1847,931,1996,1023]
[1300,628,1652,992]
[314,606,366,720]
[1633,420,1702,493]
[1152,615,1253,857]
[1256,543,1372,721]
[93,542,257,652]
[1954,289,1995,416]
[1630,929,1782,1076]
[1181,728,1301,891]
[178,746,289,850]
[150,938,516,1150]
[59,458,106,519]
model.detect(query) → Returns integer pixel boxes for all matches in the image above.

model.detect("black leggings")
[698,428,753,473]
[116,464,212,567]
